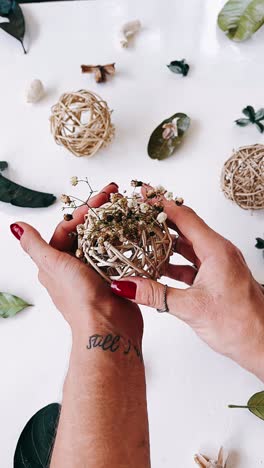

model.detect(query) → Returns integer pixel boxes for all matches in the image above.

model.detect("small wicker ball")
[221,144,264,210]
[76,196,173,283]
[50,89,114,158]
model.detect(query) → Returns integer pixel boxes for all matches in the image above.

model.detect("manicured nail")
[111,280,137,300]
[10,223,24,240]
[109,182,119,188]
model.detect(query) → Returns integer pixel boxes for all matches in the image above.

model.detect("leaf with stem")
[229,391,264,420]
[0,172,56,208]
[218,0,264,42]
[0,0,26,53]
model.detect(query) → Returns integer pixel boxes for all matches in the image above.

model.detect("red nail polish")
[109,182,119,188]
[111,280,137,300]
[10,223,24,240]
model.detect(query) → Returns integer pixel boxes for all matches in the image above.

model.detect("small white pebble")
[26,79,45,103]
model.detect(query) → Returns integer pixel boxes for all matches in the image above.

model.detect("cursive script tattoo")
[87,334,143,362]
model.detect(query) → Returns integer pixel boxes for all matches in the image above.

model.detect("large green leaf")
[218,0,264,41]
[148,113,191,160]
[0,292,31,318]
[14,403,61,467]
[0,0,26,52]
[229,391,264,420]
[0,173,56,207]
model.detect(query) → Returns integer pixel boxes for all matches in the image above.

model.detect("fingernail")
[111,280,137,300]
[10,223,24,240]
[109,182,119,188]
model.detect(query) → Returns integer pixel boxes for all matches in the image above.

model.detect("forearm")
[51,326,150,468]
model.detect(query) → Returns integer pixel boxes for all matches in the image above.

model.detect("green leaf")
[0,292,31,318]
[255,121,264,133]
[0,0,26,53]
[235,118,251,126]
[229,391,264,420]
[167,59,190,77]
[14,403,61,467]
[256,237,264,249]
[0,173,56,208]
[148,113,191,161]
[0,161,8,171]
[255,108,264,121]
[242,105,256,121]
[218,0,264,42]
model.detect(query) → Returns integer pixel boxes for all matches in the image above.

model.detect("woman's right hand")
[111,185,264,380]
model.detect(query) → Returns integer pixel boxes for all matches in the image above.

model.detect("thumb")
[10,222,60,272]
[111,277,194,321]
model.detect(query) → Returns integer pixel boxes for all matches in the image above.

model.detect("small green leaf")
[0,172,56,208]
[235,118,251,126]
[0,0,26,53]
[148,113,191,161]
[218,0,264,42]
[14,403,61,467]
[256,237,264,249]
[242,105,256,121]
[255,121,264,133]
[255,108,264,121]
[167,59,190,77]
[0,161,8,171]
[229,391,264,420]
[0,292,31,318]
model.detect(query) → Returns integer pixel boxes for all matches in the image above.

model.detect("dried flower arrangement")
[81,63,116,83]
[50,90,114,158]
[221,144,264,210]
[194,447,226,468]
[235,106,264,133]
[61,179,184,283]
[120,20,141,47]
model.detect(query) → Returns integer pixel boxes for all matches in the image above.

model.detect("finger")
[50,182,119,251]
[165,264,197,285]
[141,184,223,261]
[12,222,62,273]
[173,235,199,266]
[111,277,197,322]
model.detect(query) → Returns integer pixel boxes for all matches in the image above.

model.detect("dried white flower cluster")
[60,179,183,282]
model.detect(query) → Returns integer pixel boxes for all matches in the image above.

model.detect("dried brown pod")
[194,447,226,468]
[81,63,116,83]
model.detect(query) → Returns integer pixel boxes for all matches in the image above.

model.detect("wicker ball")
[50,89,114,158]
[76,198,173,283]
[221,144,264,210]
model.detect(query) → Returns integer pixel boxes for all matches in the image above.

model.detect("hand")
[10,183,143,343]
[111,185,264,378]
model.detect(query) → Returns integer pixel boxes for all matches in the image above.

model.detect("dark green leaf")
[242,105,256,121]
[14,403,61,468]
[218,0,264,42]
[229,391,264,421]
[167,59,190,77]
[255,121,264,133]
[0,0,12,15]
[235,118,250,126]
[0,161,8,171]
[0,0,26,53]
[148,113,191,161]
[256,237,264,249]
[0,173,56,208]
[255,108,264,121]
[0,292,31,318]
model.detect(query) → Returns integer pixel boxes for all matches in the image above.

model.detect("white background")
[0,0,264,466]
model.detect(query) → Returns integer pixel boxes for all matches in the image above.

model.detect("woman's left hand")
[10,183,143,343]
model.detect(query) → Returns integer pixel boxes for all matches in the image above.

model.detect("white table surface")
[0,0,264,466]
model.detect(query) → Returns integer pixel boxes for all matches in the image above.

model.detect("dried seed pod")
[120,20,141,48]
[26,79,45,103]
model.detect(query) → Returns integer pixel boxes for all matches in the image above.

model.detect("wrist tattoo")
[87,334,143,362]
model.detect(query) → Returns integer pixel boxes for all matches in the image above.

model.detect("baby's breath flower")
[140,203,149,213]
[70,176,78,186]
[175,197,184,206]
[75,248,84,259]
[64,213,73,221]
[131,180,143,187]
[157,212,167,223]
[61,194,71,204]
[127,198,137,209]
[155,185,165,194]
[146,188,156,199]
[165,191,173,201]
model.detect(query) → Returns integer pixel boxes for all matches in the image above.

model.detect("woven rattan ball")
[50,90,114,158]
[76,197,173,283]
[221,144,264,210]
